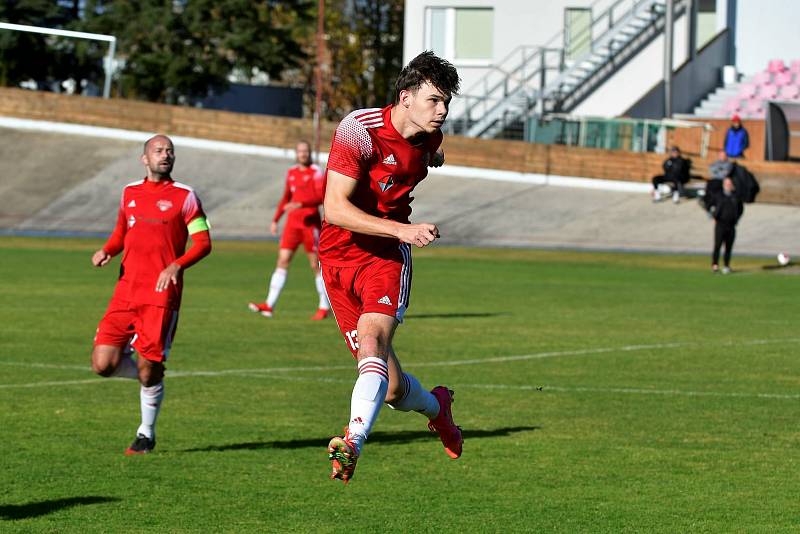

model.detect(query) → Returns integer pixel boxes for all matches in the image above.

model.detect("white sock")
[315,273,330,310]
[110,354,139,379]
[347,357,389,454]
[387,372,439,418]
[266,268,287,308]
[136,382,164,439]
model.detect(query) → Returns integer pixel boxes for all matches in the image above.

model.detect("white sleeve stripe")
[172,181,194,192]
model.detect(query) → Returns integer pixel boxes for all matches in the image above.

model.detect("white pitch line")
[465,383,800,400]
[1,337,798,390]
[0,378,107,389]
[0,361,90,371]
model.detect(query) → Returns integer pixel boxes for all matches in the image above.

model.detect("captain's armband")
[187,216,210,234]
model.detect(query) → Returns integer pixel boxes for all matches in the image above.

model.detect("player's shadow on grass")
[405,312,506,319]
[182,425,540,453]
[0,496,120,520]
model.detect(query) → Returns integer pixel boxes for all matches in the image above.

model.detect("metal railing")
[445,0,669,138]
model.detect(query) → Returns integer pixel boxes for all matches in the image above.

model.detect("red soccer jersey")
[319,105,442,266]
[106,179,206,309]
[273,164,325,228]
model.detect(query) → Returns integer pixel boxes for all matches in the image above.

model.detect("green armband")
[187,217,210,234]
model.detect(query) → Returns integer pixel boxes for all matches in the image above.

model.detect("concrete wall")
[626,29,729,119]
[734,0,800,76]
[404,0,599,102]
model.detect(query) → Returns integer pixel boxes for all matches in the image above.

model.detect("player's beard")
[149,160,173,178]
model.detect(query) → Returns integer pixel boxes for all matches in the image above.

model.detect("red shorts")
[280,224,320,253]
[321,243,412,357]
[94,296,179,363]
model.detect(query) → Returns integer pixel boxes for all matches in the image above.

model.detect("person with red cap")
[724,114,749,158]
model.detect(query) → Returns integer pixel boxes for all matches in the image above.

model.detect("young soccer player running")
[320,52,463,483]
[248,141,330,320]
[90,135,212,455]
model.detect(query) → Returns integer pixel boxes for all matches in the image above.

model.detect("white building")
[403,0,800,132]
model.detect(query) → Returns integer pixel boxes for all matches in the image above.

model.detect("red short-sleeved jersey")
[110,179,206,309]
[319,105,442,266]
[273,164,324,228]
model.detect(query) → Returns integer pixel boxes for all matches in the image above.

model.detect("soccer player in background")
[248,141,330,320]
[320,51,463,483]
[90,135,212,455]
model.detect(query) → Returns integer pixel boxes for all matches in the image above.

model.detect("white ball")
[777,252,790,266]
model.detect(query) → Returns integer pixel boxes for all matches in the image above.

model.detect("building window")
[565,8,592,61]
[425,7,493,64]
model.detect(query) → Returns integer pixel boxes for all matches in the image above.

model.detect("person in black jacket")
[652,146,691,203]
[709,177,744,274]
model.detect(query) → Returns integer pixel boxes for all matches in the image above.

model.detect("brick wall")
[671,118,765,160]
[2,88,799,204]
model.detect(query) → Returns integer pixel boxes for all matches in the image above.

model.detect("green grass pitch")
[1,236,798,532]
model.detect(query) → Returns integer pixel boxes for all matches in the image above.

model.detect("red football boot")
[310,308,329,321]
[247,302,273,318]
[428,386,463,459]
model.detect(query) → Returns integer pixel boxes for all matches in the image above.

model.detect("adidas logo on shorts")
[382,154,397,165]
[378,295,392,305]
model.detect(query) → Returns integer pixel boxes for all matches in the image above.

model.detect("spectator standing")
[709,177,744,274]
[724,115,749,158]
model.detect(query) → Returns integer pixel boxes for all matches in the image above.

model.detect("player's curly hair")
[393,51,461,104]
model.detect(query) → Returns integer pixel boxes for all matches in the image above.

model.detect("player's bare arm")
[325,170,440,248]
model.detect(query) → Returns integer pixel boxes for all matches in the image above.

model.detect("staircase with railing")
[444,0,687,139]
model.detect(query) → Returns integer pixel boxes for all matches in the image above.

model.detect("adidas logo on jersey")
[378,295,392,305]
[127,200,136,207]
[382,154,397,165]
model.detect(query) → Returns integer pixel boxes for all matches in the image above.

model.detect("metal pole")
[102,38,116,99]
[313,0,325,160]
[663,0,674,118]
[688,0,697,60]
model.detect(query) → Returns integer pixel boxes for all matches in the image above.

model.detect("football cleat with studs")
[328,431,359,483]
[124,433,155,456]
[248,302,273,317]
[428,386,463,459]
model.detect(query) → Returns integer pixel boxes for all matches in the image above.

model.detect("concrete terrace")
[1,125,798,257]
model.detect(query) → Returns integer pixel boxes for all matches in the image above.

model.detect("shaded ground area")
[2,127,798,256]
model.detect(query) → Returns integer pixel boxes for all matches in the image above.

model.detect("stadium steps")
[447,0,681,140]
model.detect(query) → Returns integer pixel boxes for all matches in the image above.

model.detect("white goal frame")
[0,22,116,98]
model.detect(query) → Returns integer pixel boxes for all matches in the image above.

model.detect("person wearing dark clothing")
[709,177,744,274]
[702,151,732,211]
[724,115,749,158]
[652,146,691,203]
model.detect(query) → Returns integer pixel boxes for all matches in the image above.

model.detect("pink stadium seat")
[743,98,764,117]
[768,59,787,74]
[774,71,793,87]
[759,83,778,99]
[716,97,741,118]
[753,71,772,85]
[737,83,757,98]
[779,84,800,100]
